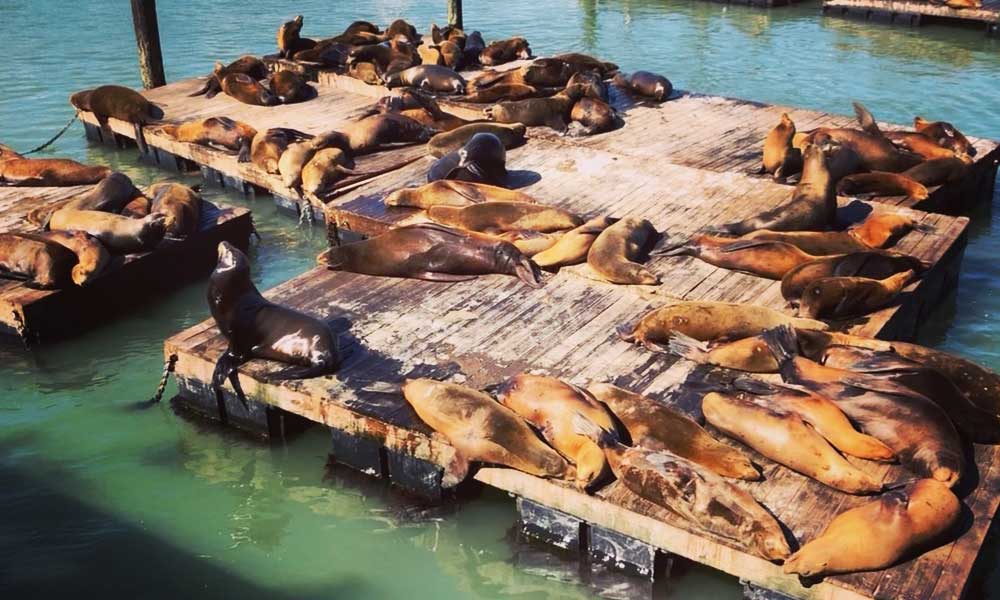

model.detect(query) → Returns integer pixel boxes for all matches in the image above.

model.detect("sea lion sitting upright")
[159,117,257,162]
[218,70,278,106]
[427,123,527,158]
[914,116,976,157]
[208,242,341,410]
[384,65,466,94]
[277,15,315,58]
[587,217,659,285]
[657,234,819,280]
[479,37,532,66]
[798,270,914,319]
[33,230,110,286]
[269,70,314,104]
[70,85,162,154]
[384,180,538,209]
[784,479,960,578]
[49,209,166,255]
[0,233,76,289]
[612,71,672,102]
[427,201,582,234]
[427,133,508,186]
[753,113,803,182]
[250,127,312,174]
[148,182,201,238]
[781,251,925,304]
[533,216,617,269]
[0,144,111,186]
[188,56,269,98]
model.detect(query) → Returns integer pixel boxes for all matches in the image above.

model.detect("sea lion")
[533,216,617,269]
[269,70,313,104]
[347,61,382,85]
[427,201,582,234]
[784,479,960,578]
[159,117,257,162]
[798,270,914,319]
[427,123,526,158]
[31,230,110,286]
[293,42,350,67]
[384,65,466,94]
[463,31,486,65]
[469,59,572,91]
[587,217,659,285]
[343,113,434,154]
[277,130,351,192]
[402,378,567,487]
[208,241,341,410]
[764,325,964,486]
[342,20,381,36]
[837,172,928,201]
[0,144,111,186]
[276,15,315,58]
[316,222,542,286]
[702,391,883,494]
[0,233,76,289]
[666,332,781,373]
[383,19,420,45]
[564,71,608,101]
[803,127,921,173]
[657,235,819,280]
[740,213,931,256]
[148,182,201,238]
[427,132,508,186]
[590,383,759,480]
[69,85,162,153]
[914,116,976,157]
[189,56,269,98]
[753,113,803,182]
[616,300,827,352]
[479,37,531,66]
[612,71,672,102]
[902,157,970,187]
[782,252,925,304]
[49,209,166,254]
[300,148,359,199]
[884,131,960,161]
[718,143,834,235]
[568,97,620,136]
[575,416,790,561]
[418,43,443,66]
[551,53,618,77]
[485,87,584,132]
[348,37,417,74]
[218,71,278,107]
[497,374,618,490]
[437,40,465,70]
[495,231,561,256]
[250,127,312,174]
[463,84,544,104]
[54,171,142,217]
[384,180,538,209]
[121,195,151,219]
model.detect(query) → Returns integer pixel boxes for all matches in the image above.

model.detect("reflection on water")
[1,0,999,598]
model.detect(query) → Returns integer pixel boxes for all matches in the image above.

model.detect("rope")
[21,112,79,155]
[151,353,178,403]
[11,310,30,349]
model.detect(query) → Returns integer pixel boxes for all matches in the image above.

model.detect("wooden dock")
[0,185,252,342]
[823,0,1000,35]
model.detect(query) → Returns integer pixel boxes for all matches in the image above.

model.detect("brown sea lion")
[479,37,531,66]
[798,269,914,319]
[276,15,315,59]
[533,216,617,269]
[384,65,466,94]
[218,71,278,106]
[269,70,313,104]
[316,222,542,286]
[293,42,350,67]
[300,148,360,199]
[418,43,443,66]
[427,201,582,234]
[575,416,790,561]
[469,58,572,91]
[494,230,561,256]
[343,113,434,154]
[427,132,508,186]
[484,87,584,132]
[587,217,659,285]
[24,173,144,229]
[902,156,970,187]
[0,233,76,289]
[348,37,417,74]
[568,97,620,136]
[742,213,931,256]
[657,235,819,280]
[277,130,351,192]
[32,230,110,286]
[159,117,257,162]
[427,123,526,158]
[764,325,964,486]
[837,172,928,201]
[551,53,618,77]
[402,378,568,487]
[121,195,151,219]
[784,479,960,578]
[347,61,382,85]
[69,85,162,153]
[564,71,608,101]
[666,332,780,373]
[383,19,420,45]
[702,391,883,494]
[782,252,924,304]
[49,210,166,254]
[804,128,921,173]
[0,144,111,186]
[914,116,976,157]
[148,182,201,238]
[753,113,803,182]
[590,383,759,480]
[189,56,269,98]
[384,180,538,209]
[612,71,672,102]
[884,131,960,161]
[463,84,543,104]
[251,127,311,174]
[497,374,618,489]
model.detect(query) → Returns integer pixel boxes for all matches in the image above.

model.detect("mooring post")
[130,0,166,89]
[447,0,464,29]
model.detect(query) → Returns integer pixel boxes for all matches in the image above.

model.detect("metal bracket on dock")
[741,580,798,600]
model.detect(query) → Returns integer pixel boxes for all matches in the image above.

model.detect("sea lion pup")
[276,15,315,58]
[902,156,970,188]
[0,144,111,186]
[268,70,313,104]
[383,65,467,94]
[218,70,278,107]
[764,325,964,486]
[657,235,819,280]
[278,130,351,192]
[718,143,835,235]
[616,301,827,352]
[587,217,659,285]
[837,172,928,201]
[32,230,110,286]
[751,113,803,182]
[427,123,527,158]
[797,269,914,319]
[479,37,532,66]
[0,233,76,289]
[702,391,883,494]
[497,374,618,490]
[781,251,925,304]
[611,71,673,102]
[574,416,790,561]
[914,116,976,157]
[342,113,434,154]
[401,379,567,487]
[568,97,621,137]
[159,117,257,162]
[784,479,960,578]
[148,182,201,238]
[533,216,617,269]
[250,127,312,174]
[590,383,759,480]
[208,242,340,410]
[427,202,582,234]
[427,133,508,186]
[300,148,361,200]
[316,222,542,286]
[485,86,585,132]
[69,85,162,154]
[385,180,538,209]
[188,56,269,98]
[49,210,167,254]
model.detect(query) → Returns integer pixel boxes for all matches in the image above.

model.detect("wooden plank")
[824,0,1000,25]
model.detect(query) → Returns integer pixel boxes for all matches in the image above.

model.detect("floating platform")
[823,0,1000,35]
[0,185,252,342]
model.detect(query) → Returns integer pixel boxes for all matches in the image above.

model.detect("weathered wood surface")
[0,185,252,339]
[824,0,1000,26]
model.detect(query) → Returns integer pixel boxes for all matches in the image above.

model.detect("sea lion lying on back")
[0,144,111,186]
[70,85,163,154]
[159,117,257,162]
[189,56,269,98]
[384,180,538,209]
[0,233,77,289]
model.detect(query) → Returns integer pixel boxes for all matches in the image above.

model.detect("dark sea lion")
[533,216,617,269]
[49,209,166,254]
[343,113,434,154]
[497,374,618,490]
[69,85,162,153]
[551,53,618,77]
[837,172,928,201]
[250,127,312,174]
[383,19,420,45]
[564,71,608,101]
[293,42,350,67]
[402,378,567,487]
[189,56,269,98]
[0,233,76,289]
[702,391,883,494]
[276,15,315,58]
[463,31,486,65]
[479,37,531,66]
[485,87,584,131]
[208,241,341,410]
[764,325,963,486]
[784,479,960,578]
[32,230,110,286]
[902,156,970,187]
[121,195,151,219]
[427,201,582,233]
[384,180,537,209]
[300,148,360,199]
[753,113,803,182]
[159,117,257,162]
[657,235,819,280]
[612,71,672,101]
[343,20,381,36]
[568,97,620,136]
[148,182,201,238]
[587,217,659,285]
[384,65,466,94]
[575,416,790,561]
[219,71,278,106]
[427,123,526,158]
[782,252,925,304]
[590,383,759,481]
[797,269,913,319]
[463,83,543,104]
[348,37,416,73]
[0,144,111,186]
[438,40,465,70]
[804,128,921,173]
[269,70,313,104]
[316,222,542,286]
[427,132,508,186]
[914,116,976,157]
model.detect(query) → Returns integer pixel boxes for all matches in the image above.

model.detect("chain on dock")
[298,200,315,227]
[11,310,30,349]
[151,353,178,403]
[21,112,79,155]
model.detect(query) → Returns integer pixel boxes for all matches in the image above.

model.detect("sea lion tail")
[852,101,883,137]
[761,325,799,372]
[651,238,692,256]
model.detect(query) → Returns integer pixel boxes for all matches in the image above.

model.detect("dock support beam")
[447,0,464,29]
[130,0,166,89]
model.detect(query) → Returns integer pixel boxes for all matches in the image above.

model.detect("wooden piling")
[130,0,166,89]
[447,0,464,29]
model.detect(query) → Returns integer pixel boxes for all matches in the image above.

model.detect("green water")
[1,1,998,598]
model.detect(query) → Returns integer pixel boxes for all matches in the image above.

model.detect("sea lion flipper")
[442,452,471,488]
[134,122,150,155]
[718,239,777,253]
[853,102,882,137]
[841,374,925,399]
[666,332,711,362]
[411,271,479,282]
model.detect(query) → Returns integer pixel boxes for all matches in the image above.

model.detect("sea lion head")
[493,241,542,287]
[514,37,532,60]
[459,133,507,183]
[138,212,168,248]
[69,89,93,111]
[216,241,248,275]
